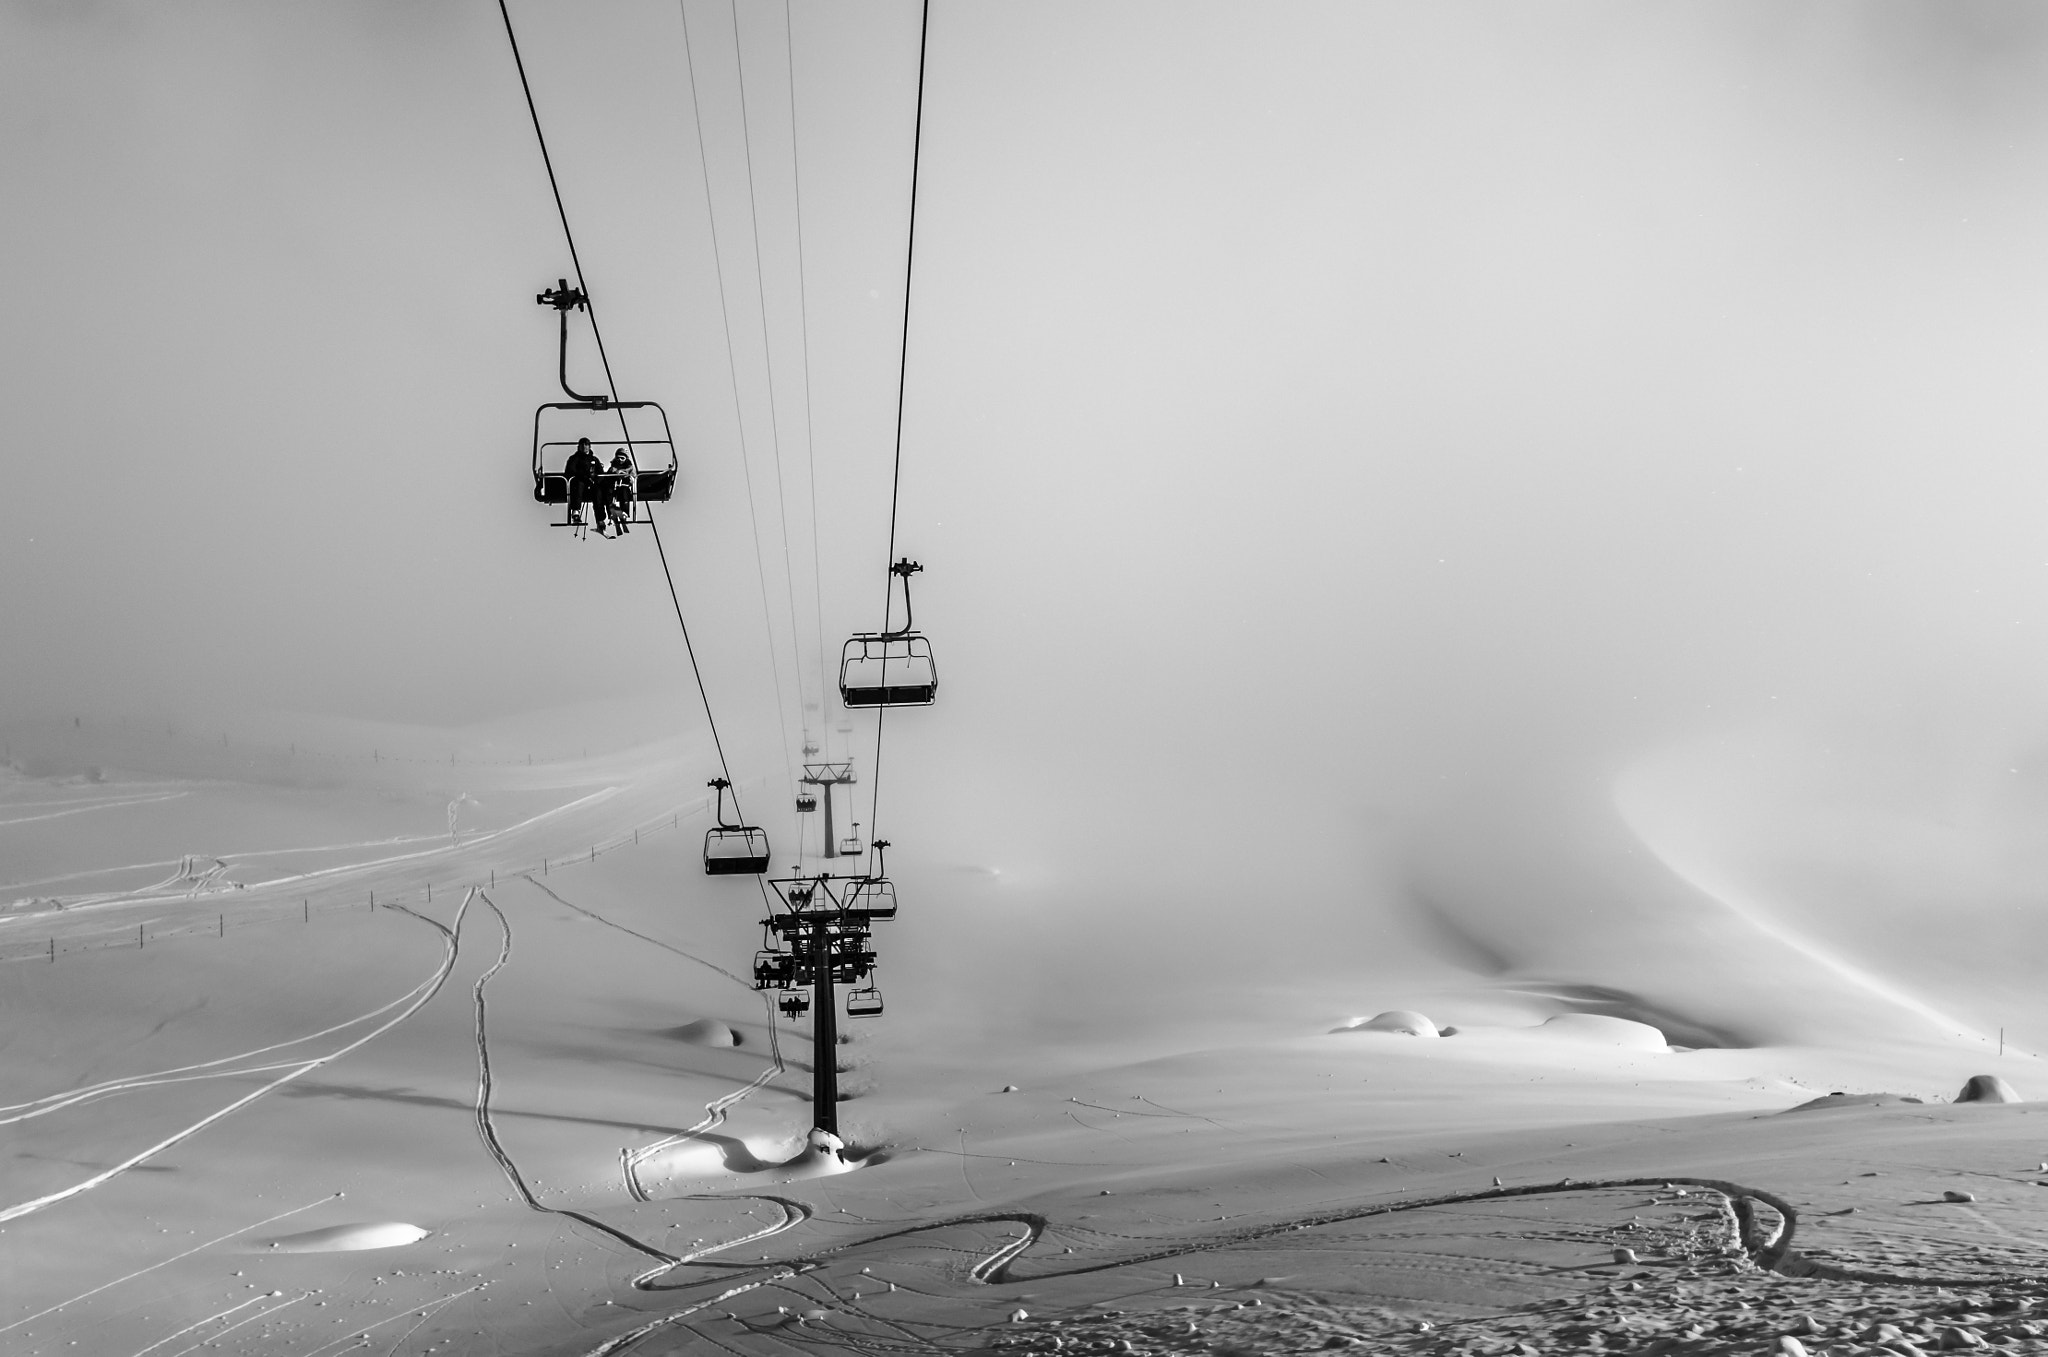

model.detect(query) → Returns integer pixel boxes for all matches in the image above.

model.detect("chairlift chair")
[529,281,679,525]
[778,989,811,1020]
[702,778,771,876]
[838,821,862,858]
[795,790,817,813]
[844,876,897,922]
[752,949,792,989]
[840,559,937,707]
[846,985,884,1019]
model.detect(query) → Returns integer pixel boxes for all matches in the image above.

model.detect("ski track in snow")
[0,791,189,828]
[0,895,473,1224]
[289,1282,485,1357]
[125,1290,303,1357]
[4,786,623,920]
[1,833,448,895]
[464,886,821,1305]
[0,1193,338,1338]
[0,954,447,1125]
[572,1275,794,1357]
[511,874,791,1204]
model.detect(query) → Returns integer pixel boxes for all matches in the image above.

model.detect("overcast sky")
[10,2,2048,1028]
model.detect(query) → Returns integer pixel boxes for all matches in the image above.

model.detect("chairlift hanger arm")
[883,558,923,638]
[537,279,609,407]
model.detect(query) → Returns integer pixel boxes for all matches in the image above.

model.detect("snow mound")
[1955,1074,2023,1104]
[1532,1013,1667,1050]
[668,1018,739,1047]
[1784,1092,1925,1112]
[265,1223,430,1253]
[775,1128,858,1181]
[1332,1010,1439,1037]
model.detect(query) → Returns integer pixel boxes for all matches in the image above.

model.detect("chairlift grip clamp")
[536,279,588,312]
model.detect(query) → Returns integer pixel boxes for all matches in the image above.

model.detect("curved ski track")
[465,890,813,1293]
[512,874,790,1204]
[0,895,473,1223]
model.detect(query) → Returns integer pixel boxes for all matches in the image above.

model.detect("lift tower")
[801,762,859,858]
[752,873,893,1135]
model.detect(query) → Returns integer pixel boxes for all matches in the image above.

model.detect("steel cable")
[677,0,804,871]
[866,0,932,861]
[499,0,779,925]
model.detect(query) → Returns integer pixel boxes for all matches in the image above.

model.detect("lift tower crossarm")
[801,763,858,858]
[758,873,879,1136]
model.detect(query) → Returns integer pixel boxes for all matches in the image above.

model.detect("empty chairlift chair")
[843,841,898,920]
[528,280,679,526]
[840,558,937,707]
[838,821,863,858]
[846,984,884,1019]
[703,778,771,876]
[844,876,897,922]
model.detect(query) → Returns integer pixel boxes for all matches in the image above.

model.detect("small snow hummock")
[1331,1010,1439,1037]
[1955,1074,2023,1104]
[264,1223,430,1253]
[669,1018,739,1047]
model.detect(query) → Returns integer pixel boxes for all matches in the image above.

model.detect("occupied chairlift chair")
[795,789,817,813]
[529,280,679,526]
[703,778,771,875]
[778,990,811,1019]
[840,558,937,707]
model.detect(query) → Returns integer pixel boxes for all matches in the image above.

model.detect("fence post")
[218,914,224,937]
[304,899,309,922]
[427,882,432,902]
[590,846,594,862]
[49,937,55,962]
[139,924,144,949]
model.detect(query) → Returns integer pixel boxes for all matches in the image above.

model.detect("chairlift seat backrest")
[704,826,771,875]
[839,633,937,708]
[844,878,897,920]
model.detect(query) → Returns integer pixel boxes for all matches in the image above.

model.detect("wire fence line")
[0,793,721,966]
[5,722,624,772]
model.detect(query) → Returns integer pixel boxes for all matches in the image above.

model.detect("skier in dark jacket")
[564,438,603,531]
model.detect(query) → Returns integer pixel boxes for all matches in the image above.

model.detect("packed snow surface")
[3,718,2047,1356]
